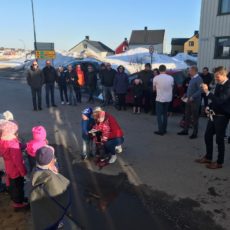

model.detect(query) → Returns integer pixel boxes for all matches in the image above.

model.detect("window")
[215,37,230,59]
[189,41,194,47]
[218,0,230,15]
[83,43,87,49]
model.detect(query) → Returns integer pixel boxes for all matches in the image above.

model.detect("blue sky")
[0,0,201,52]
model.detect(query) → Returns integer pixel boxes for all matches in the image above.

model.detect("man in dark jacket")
[43,60,58,108]
[27,61,44,111]
[138,63,153,113]
[101,63,117,106]
[86,65,97,103]
[196,66,230,169]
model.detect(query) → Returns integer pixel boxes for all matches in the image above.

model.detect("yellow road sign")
[35,50,56,59]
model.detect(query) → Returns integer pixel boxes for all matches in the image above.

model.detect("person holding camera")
[196,66,230,169]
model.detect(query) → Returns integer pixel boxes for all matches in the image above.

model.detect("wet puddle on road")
[68,163,224,230]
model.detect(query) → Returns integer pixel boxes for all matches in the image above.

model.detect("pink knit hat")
[32,126,47,141]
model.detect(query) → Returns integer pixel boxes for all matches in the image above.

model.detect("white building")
[198,0,230,71]
[69,36,114,58]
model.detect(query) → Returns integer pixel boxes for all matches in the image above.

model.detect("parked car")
[126,70,188,112]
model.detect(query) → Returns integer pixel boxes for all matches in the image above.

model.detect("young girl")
[26,126,48,171]
[0,121,28,209]
[132,79,143,114]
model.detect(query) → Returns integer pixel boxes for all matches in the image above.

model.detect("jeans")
[59,84,68,103]
[45,83,55,106]
[88,86,96,102]
[104,137,124,155]
[205,116,229,164]
[68,85,77,105]
[102,86,115,105]
[31,87,42,109]
[76,87,82,103]
[142,89,151,113]
[155,101,170,133]
[184,101,200,135]
[82,139,93,157]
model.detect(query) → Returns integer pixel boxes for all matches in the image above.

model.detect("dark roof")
[69,39,114,53]
[171,38,189,45]
[129,29,165,45]
[87,40,114,53]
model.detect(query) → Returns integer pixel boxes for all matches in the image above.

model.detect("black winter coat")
[101,69,117,87]
[27,67,44,89]
[43,66,58,84]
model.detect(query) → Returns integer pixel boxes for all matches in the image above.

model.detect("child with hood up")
[81,107,95,160]
[0,121,28,209]
[26,126,48,171]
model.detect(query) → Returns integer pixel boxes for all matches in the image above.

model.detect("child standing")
[81,107,94,160]
[26,126,48,171]
[0,121,28,209]
[132,79,143,114]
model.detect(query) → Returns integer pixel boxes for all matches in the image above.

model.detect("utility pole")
[30,0,37,52]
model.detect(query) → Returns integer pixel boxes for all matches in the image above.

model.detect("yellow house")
[184,31,199,54]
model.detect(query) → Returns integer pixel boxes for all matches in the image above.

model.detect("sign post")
[149,45,154,65]
[35,42,55,60]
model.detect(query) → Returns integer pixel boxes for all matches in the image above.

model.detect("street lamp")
[30,0,37,52]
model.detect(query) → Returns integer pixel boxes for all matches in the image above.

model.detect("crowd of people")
[1,60,230,229]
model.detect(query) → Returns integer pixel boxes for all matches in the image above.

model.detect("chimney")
[124,38,127,41]
[85,36,90,40]
[144,26,148,30]
[194,31,199,35]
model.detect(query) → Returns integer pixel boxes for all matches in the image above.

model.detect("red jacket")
[0,139,26,179]
[93,112,123,142]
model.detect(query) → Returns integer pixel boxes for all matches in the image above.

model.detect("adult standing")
[138,63,153,113]
[56,66,69,105]
[200,67,213,107]
[113,65,129,111]
[75,65,84,103]
[27,61,44,111]
[43,60,58,108]
[66,65,78,106]
[196,66,230,169]
[101,63,116,106]
[178,66,203,139]
[85,65,97,103]
[153,65,174,135]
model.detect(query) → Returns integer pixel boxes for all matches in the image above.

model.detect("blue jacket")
[81,117,94,141]
[186,75,203,102]
[113,72,129,94]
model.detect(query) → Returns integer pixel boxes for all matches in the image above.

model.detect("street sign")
[35,50,56,59]
[149,45,154,54]
[35,42,54,51]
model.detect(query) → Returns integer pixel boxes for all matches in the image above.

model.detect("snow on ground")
[172,53,197,63]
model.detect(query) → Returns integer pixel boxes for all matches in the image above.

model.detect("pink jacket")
[26,126,47,157]
[0,138,26,179]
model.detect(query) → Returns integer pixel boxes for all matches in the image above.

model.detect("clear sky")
[0,0,201,52]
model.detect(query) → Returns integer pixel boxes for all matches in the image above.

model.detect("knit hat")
[82,107,93,118]
[32,126,47,141]
[2,111,14,121]
[36,145,54,166]
[0,121,18,140]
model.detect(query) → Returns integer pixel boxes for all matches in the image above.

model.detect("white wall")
[198,0,230,71]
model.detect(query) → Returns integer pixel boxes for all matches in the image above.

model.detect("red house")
[115,38,129,54]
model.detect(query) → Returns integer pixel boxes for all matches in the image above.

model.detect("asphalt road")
[0,70,229,230]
